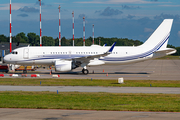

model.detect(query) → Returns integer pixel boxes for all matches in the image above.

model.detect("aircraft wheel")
[82,69,89,75]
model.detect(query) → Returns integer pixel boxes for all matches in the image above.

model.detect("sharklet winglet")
[108,42,116,53]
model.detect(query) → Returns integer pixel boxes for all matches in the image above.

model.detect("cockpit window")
[12,51,18,54]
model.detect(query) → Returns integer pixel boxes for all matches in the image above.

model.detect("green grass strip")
[0,78,180,87]
[0,91,180,112]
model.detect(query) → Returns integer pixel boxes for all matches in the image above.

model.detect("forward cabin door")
[23,48,29,59]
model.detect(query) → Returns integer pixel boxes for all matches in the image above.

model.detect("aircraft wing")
[73,42,116,64]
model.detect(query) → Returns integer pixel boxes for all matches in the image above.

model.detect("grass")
[0,91,180,112]
[0,78,180,87]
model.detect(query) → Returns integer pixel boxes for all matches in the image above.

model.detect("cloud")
[144,0,158,2]
[95,10,101,13]
[127,14,136,19]
[17,14,29,17]
[75,0,153,4]
[0,4,9,10]
[35,1,52,7]
[62,9,69,12]
[122,5,141,9]
[138,17,151,24]
[178,31,180,38]
[74,0,98,4]
[78,14,86,19]
[144,28,154,32]
[18,6,39,13]
[35,1,45,6]
[98,7,123,16]
[150,0,158,2]
[159,5,180,7]
[154,13,180,20]
[0,3,30,10]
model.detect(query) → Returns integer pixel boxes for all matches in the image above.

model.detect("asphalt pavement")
[0,108,180,120]
[1,59,180,120]
[2,59,180,80]
[1,85,180,94]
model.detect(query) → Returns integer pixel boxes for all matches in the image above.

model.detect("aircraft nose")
[3,56,7,63]
[3,56,9,63]
[2,58,5,63]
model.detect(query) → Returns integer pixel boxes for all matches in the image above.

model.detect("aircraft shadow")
[54,71,150,75]
[114,72,149,74]
[9,71,150,75]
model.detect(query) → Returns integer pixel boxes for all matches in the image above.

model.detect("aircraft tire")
[82,69,89,75]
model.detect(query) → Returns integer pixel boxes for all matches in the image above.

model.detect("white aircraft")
[4,19,176,74]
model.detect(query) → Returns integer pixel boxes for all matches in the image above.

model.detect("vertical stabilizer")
[141,19,173,51]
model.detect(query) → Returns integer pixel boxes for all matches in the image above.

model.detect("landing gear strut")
[23,66,27,74]
[82,68,89,75]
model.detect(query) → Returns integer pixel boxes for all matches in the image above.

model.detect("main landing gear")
[82,68,89,75]
[23,66,27,74]
[82,66,89,75]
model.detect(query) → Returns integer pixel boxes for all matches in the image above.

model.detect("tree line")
[0,32,179,56]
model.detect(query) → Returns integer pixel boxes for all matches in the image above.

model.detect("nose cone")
[3,56,7,63]
[3,55,10,64]
[2,57,5,64]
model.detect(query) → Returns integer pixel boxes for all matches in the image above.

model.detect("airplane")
[4,19,176,74]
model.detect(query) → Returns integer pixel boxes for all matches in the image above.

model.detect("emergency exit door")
[23,48,29,59]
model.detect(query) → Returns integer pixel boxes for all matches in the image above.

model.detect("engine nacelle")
[55,60,72,72]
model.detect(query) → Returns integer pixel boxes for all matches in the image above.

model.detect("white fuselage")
[4,45,155,66]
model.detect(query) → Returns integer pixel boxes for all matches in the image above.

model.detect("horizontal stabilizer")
[154,48,176,55]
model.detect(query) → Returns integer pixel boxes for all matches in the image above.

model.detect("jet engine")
[55,60,72,72]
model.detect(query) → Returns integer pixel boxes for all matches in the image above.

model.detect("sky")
[0,0,180,46]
